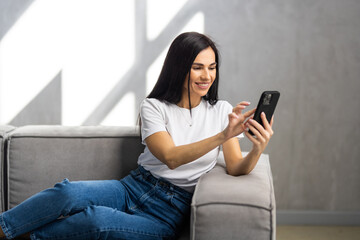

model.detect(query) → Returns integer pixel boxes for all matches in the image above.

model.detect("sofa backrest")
[4,125,144,210]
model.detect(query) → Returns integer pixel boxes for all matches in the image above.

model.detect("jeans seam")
[11,212,60,234]
[0,214,13,239]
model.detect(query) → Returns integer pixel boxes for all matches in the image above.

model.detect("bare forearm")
[228,149,262,176]
[230,111,275,175]
[165,132,227,169]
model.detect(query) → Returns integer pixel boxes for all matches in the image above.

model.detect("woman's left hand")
[244,112,274,154]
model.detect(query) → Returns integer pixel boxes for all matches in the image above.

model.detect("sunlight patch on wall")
[0,0,135,126]
[101,91,136,126]
[61,0,135,125]
[0,0,63,124]
[179,12,204,39]
[146,0,188,41]
[146,47,167,95]
[0,0,204,127]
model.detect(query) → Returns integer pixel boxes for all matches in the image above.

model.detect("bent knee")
[52,178,79,202]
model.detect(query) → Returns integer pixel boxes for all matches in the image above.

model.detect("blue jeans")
[0,166,193,240]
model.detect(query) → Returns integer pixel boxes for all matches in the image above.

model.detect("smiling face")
[179,47,217,108]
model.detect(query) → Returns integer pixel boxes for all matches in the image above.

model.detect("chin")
[200,90,210,96]
[193,91,207,98]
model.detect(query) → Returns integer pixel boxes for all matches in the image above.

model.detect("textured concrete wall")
[0,0,359,213]
[205,0,360,211]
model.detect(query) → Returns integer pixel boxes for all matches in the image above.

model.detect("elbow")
[166,162,177,170]
[240,169,252,175]
[227,168,252,176]
[162,155,179,170]
[238,168,252,175]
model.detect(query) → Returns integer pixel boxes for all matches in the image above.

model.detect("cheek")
[183,79,188,89]
[189,71,198,81]
[209,74,216,85]
[188,73,198,86]
[183,74,190,89]
[211,70,216,80]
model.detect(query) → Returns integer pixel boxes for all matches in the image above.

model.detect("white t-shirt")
[138,98,242,192]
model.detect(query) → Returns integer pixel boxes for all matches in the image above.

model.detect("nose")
[201,69,211,80]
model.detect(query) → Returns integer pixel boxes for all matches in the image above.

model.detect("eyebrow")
[192,62,217,66]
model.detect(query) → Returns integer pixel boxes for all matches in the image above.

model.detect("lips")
[195,82,210,89]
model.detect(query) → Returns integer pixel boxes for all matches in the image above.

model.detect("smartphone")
[248,91,280,135]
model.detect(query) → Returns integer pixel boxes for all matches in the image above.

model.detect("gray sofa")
[0,125,276,240]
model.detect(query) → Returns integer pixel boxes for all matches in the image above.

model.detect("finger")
[244,115,254,125]
[243,108,256,118]
[260,112,274,136]
[233,105,246,114]
[247,121,266,142]
[233,101,251,114]
[244,130,260,145]
[249,119,271,140]
[249,118,266,134]
[260,112,271,131]
[237,101,251,106]
[228,112,239,122]
[230,113,246,127]
[270,115,274,127]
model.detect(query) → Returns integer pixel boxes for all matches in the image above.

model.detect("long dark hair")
[137,32,220,133]
[147,32,220,107]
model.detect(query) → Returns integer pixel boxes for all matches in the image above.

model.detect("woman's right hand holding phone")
[244,112,274,154]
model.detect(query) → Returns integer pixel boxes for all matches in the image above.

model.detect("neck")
[177,95,202,109]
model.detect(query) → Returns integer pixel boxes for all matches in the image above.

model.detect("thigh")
[55,178,129,213]
[121,168,192,236]
[0,179,130,239]
[32,206,175,240]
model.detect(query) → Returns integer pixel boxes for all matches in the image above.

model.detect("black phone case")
[249,91,280,135]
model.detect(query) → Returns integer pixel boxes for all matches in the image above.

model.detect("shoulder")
[215,100,233,108]
[140,98,174,116]
[141,98,171,110]
[141,98,164,107]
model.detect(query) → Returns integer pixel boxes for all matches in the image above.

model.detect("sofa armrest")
[190,152,276,240]
[0,126,16,212]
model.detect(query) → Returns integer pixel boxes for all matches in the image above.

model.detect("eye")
[192,66,202,70]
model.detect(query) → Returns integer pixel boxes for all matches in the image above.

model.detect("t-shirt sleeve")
[140,99,167,143]
[221,101,244,139]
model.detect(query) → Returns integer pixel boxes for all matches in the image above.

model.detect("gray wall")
[1,0,359,218]
[206,0,360,213]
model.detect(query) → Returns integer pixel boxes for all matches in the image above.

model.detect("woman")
[0,32,273,240]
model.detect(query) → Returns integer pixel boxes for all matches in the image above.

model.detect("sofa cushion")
[5,125,144,209]
[190,152,276,240]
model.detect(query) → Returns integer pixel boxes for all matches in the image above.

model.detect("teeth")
[198,84,208,86]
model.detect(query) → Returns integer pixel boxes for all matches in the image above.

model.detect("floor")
[277,225,360,240]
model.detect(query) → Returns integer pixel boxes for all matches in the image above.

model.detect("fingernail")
[261,112,265,116]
